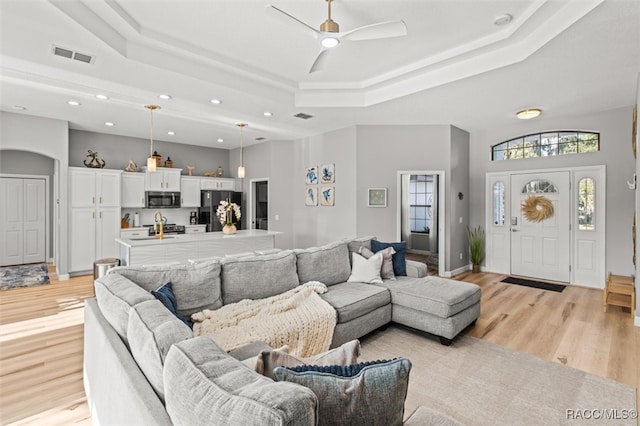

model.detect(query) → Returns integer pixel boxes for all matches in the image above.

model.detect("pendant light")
[237,123,247,178]
[145,105,160,172]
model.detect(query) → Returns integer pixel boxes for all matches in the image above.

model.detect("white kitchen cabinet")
[120,228,149,239]
[69,167,122,272]
[201,177,236,191]
[184,225,206,234]
[121,173,145,208]
[181,177,201,207]
[144,167,182,191]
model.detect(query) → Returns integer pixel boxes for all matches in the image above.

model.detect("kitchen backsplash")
[122,208,199,227]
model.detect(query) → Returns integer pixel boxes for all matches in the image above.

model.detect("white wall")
[0,112,69,276]
[469,107,636,278]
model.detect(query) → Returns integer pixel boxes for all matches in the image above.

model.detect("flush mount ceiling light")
[167,131,175,135]
[263,111,273,117]
[217,138,224,143]
[105,122,115,126]
[237,123,247,178]
[95,94,109,100]
[159,94,172,100]
[516,108,542,120]
[210,99,222,104]
[145,105,160,172]
[494,13,513,26]
[67,100,81,106]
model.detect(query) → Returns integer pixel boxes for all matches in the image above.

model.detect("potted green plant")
[467,225,485,273]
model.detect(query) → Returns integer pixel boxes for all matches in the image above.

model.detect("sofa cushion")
[371,240,407,276]
[163,337,318,426]
[256,339,361,379]
[295,241,351,286]
[112,260,222,317]
[321,282,390,323]
[347,252,383,284]
[273,358,412,426]
[221,250,299,305]
[94,273,155,340]
[127,300,193,401]
[345,236,376,259]
[377,276,481,318]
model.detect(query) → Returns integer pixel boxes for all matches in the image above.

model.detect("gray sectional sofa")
[85,236,480,425]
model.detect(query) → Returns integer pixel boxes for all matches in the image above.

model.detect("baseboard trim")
[443,265,471,278]
[635,315,640,328]
[57,272,70,281]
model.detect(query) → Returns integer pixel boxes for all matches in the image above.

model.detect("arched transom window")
[492,131,599,161]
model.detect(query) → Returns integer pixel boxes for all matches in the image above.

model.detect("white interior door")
[510,171,570,282]
[0,178,46,266]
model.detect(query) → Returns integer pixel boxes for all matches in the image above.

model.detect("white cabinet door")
[165,170,182,191]
[70,169,97,208]
[97,207,121,260]
[201,178,236,190]
[181,177,201,207]
[70,208,96,272]
[120,228,148,239]
[97,171,121,207]
[122,173,145,207]
[145,170,165,191]
[217,179,236,191]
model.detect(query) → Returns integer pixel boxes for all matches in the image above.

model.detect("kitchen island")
[116,229,281,266]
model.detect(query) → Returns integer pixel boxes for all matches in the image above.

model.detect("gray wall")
[0,150,55,256]
[69,130,230,176]
[448,126,470,272]
[468,106,636,277]
[636,73,640,323]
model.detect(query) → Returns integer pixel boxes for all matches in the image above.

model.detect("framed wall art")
[320,186,335,206]
[305,187,318,206]
[306,166,318,185]
[320,163,335,183]
[368,188,387,207]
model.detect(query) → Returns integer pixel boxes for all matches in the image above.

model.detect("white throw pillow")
[348,252,383,284]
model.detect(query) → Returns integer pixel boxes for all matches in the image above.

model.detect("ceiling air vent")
[255,137,266,141]
[51,45,95,64]
[294,112,313,120]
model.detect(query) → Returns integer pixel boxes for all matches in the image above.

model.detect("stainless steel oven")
[145,191,181,209]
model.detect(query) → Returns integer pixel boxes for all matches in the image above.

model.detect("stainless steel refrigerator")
[198,190,242,232]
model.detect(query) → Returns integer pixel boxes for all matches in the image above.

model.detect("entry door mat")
[0,263,50,291]
[501,276,566,292]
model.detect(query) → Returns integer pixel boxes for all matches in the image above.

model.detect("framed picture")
[305,166,318,185]
[320,163,335,183]
[305,187,318,206]
[368,188,387,207]
[320,186,335,206]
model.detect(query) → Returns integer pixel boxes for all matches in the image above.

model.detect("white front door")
[510,171,570,282]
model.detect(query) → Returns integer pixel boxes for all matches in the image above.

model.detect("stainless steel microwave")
[145,191,181,209]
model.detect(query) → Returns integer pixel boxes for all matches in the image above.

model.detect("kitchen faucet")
[154,210,164,239]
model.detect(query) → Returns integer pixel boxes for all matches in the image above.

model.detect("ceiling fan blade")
[265,5,320,39]
[309,49,331,73]
[340,20,407,41]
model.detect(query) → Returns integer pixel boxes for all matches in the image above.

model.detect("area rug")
[0,263,50,291]
[501,276,566,292]
[359,325,637,425]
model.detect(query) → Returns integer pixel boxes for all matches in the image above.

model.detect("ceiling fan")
[266,0,407,73]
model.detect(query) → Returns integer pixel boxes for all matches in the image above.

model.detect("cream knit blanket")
[191,281,337,358]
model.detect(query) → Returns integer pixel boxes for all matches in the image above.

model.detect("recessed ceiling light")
[217,138,224,143]
[159,94,172,100]
[210,99,222,105]
[67,100,81,106]
[263,111,273,117]
[95,94,109,100]
[105,122,115,126]
[12,105,27,110]
[167,131,175,135]
[516,108,542,120]
[494,14,513,26]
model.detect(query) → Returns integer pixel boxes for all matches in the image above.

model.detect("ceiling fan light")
[516,108,542,120]
[321,37,339,48]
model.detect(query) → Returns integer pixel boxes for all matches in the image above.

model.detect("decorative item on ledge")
[217,166,224,177]
[164,157,173,168]
[216,199,241,235]
[83,150,105,168]
[125,160,138,172]
[187,165,195,176]
[521,195,554,222]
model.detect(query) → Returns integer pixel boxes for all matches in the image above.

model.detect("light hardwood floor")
[0,267,638,425]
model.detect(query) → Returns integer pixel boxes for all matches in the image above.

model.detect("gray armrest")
[406,260,428,278]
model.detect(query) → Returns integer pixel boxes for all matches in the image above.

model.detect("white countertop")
[116,229,281,247]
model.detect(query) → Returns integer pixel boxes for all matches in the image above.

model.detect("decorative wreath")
[521,195,554,222]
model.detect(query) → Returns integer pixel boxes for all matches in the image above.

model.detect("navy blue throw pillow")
[371,240,407,276]
[151,282,193,328]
